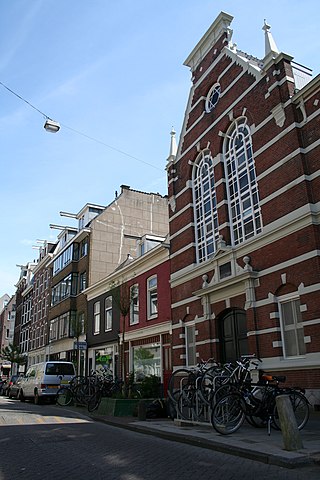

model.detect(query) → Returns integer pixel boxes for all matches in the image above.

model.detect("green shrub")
[140,375,161,398]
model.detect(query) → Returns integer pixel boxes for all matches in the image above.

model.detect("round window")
[205,83,221,113]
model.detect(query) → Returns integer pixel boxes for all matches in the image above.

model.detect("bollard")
[275,395,303,451]
[138,400,147,421]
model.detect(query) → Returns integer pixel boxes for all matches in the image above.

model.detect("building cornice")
[123,321,172,342]
[184,12,233,72]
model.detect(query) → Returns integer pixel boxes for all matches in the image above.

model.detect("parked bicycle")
[87,375,124,412]
[56,375,96,407]
[167,358,220,419]
[211,372,309,435]
[169,355,259,422]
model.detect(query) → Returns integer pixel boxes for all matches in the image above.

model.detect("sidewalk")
[83,409,320,469]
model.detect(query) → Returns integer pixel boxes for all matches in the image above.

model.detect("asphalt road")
[0,396,319,480]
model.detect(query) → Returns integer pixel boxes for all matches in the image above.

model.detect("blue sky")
[1,0,319,296]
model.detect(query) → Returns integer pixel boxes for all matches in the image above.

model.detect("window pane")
[148,277,158,318]
[130,285,139,325]
[225,118,262,246]
[104,296,112,331]
[192,152,219,262]
[133,346,161,380]
[280,299,305,357]
[186,326,196,366]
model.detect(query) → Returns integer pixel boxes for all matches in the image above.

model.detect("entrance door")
[220,309,248,363]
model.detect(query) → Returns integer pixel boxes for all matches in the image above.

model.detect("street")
[0,396,319,480]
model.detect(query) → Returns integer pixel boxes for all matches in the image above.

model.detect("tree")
[0,343,26,371]
[70,312,86,376]
[110,282,133,394]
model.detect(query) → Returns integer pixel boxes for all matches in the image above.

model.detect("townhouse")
[85,234,171,392]
[28,242,56,365]
[46,185,169,374]
[0,294,15,377]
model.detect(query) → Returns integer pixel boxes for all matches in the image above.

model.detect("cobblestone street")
[0,397,319,480]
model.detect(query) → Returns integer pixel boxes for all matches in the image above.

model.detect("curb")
[89,414,316,469]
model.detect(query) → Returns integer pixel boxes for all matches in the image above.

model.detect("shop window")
[133,345,161,380]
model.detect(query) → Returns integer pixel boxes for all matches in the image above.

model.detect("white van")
[19,361,75,404]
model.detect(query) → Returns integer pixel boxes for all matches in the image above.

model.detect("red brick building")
[85,235,172,392]
[167,12,320,405]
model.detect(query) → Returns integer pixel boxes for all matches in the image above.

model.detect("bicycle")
[56,375,96,407]
[211,373,309,435]
[87,376,123,412]
[167,358,218,420]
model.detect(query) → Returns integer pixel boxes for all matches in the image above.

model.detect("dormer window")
[205,83,221,113]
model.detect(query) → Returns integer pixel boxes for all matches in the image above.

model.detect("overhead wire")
[0,80,164,172]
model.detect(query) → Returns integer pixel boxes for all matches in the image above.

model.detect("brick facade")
[167,12,320,404]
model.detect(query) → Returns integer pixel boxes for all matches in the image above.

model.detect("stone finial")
[243,255,253,272]
[262,20,279,57]
[167,127,177,164]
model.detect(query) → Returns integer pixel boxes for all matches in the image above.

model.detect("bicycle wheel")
[166,395,178,420]
[273,391,309,430]
[177,388,194,421]
[56,386,73,406]
[74,378,97,406]
[87,390,102,412]
[191,389,206,421]
[167,369,190,400]
[200,366,228,405]
[211,393,245,435]
[212,384,239,407]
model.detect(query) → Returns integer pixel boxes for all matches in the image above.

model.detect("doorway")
[219,308,248,363]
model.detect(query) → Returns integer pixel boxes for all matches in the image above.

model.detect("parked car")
[0,378,6,395]
[18,361,76,404]
[7,375,24,399]
[2,375,21,396]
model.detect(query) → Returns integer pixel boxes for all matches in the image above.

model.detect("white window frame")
[224,117,262,246]
[49,318,58,341]
[59,313,69,339]
[93,301,100,335]
[205,83,221,113]
[147,276,158,319]
[104,296,112,332]
[278,295,306,358]
[130,284,139,325]
[192,150,219,263]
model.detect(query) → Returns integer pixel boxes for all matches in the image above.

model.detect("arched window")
[205,83,221,113]
[192,151,219,263]
[224,117,262,245]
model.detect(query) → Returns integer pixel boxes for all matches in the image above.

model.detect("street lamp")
[44,118,60,133]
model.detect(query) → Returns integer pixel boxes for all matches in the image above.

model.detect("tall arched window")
[192,151,219,262]
[224,117,262,245]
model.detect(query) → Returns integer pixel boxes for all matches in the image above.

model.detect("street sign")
[74,341,87,350]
